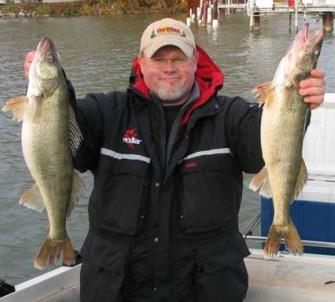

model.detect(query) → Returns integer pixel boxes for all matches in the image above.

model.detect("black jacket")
[74,46,264,302]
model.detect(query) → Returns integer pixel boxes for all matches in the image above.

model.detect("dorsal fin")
[69,106,83,157]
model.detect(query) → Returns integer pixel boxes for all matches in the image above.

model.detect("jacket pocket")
[177,155,242,234]
[79,231,129,301]
[80,231,130,273]
[92,156,150,236]
[195,233,250,273]
[194,237,249,301]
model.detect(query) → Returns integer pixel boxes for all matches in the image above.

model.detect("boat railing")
[242,212,335,250]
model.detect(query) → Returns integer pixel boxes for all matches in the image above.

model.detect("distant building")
[42,0,84,2]
[254,0,273,8]
[252,0,335,6]
[0,0,84,3]
[0,0,40,3]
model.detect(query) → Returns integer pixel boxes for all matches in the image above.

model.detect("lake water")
[0,13,334,285]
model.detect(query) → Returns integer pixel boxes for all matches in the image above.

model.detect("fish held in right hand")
[250,23,323,258]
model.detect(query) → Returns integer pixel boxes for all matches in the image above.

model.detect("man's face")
[139,45,198,106]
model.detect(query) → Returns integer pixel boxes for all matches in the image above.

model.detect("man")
[24,18,325,302]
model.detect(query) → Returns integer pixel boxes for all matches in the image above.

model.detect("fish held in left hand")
[249,24,323,258]
[2,36,84,269]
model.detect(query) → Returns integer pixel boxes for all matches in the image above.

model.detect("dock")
[185,0,335,32]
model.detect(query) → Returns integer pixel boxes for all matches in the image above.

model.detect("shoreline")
[0,2,186,18]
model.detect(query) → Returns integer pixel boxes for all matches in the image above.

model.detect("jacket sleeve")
[67,79,105,173]
[225,96,264,174]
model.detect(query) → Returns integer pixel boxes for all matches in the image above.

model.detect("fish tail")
[264,222,303,258]
[283,221,304,255]
[34,235,75,270]
[264,224,282,258]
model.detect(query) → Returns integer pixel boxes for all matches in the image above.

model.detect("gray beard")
[155,87,187,101]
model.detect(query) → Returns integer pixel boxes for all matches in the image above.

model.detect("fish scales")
[23,88,72,240]
[2,36,84,269]
[250,23,323,257]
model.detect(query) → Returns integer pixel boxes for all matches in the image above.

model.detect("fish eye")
[314,50,320,56]
[46,53,54,63]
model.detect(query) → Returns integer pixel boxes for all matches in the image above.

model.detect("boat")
[1,249,335,302]
[0,265,80,302]
[1,93,335,301]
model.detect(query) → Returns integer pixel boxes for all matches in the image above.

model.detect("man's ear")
[193,51,199,72]
[195,50,199,62]
[138,55,144,73]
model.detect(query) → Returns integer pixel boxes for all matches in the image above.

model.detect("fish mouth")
[301,23,309,42]
[35,36,59,63]
[300,23,323,49]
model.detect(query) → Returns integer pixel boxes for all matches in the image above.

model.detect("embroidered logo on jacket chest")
[123,128,142,149]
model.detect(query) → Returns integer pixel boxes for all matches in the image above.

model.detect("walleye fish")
[249,24,323,257]
[3,36,83,269]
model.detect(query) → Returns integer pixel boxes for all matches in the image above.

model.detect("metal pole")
[323,12,334,33]
[242,213,261,237]
[289,13,292,33]
[245,235,335,249]
[250,0,254,31]
[207,1,212,24]
[199,0,203,23]
[253,11,261,32]
[294,0,298,33]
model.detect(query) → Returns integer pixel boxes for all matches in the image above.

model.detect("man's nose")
[164,59,177,65]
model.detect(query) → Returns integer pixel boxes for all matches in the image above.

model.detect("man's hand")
[299,68,325,110]
[24,51,35,80]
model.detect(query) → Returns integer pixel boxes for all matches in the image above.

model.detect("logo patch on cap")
[152,25,186,39]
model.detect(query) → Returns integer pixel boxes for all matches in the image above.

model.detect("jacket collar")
[129,45,224,125]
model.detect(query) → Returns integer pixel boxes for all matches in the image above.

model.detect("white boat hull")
[0,265,80,302]
[1,249,335,302]
[246,249,335,302]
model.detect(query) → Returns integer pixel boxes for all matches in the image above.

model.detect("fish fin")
[249,167,267,191]
[19,184,45,213]
[292,159,308,201]
[249,167,273,198]
[284,220,304,255]
[252,82,275,106]
[30,95,44,121]
[264,222,303,258]
[34,235,75,270]
[67,170,85,217]
[264,224,282,258]
[69,106,83,157]
[2,96,27,122]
